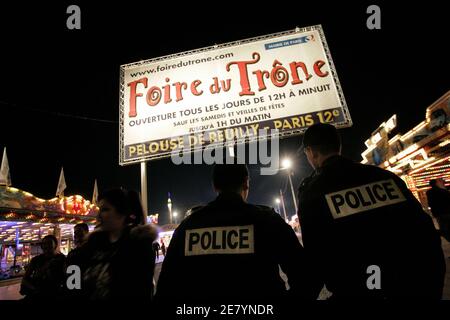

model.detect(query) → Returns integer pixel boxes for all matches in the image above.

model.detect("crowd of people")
[17,124,449,303]
[20,189,157,302]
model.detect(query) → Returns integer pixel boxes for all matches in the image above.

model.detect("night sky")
[1,1,449,224]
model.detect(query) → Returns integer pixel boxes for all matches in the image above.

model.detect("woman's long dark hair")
[98,188,145,227]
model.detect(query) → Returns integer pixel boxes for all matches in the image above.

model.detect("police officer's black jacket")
[155,192,317,302]
[426,186,450,218]
[298,155,446,299]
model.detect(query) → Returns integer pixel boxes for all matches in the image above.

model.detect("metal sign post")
[140,162,148,224]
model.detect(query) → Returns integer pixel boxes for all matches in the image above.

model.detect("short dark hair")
[429,179,438,187]
[302,123,341,155]
[212,164,249,192]
[98,188,145,226]
[42,235,58,246]
[309,143,340,155]
[74,223,89,233]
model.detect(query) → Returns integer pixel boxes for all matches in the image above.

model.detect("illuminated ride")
[361,90,450,207]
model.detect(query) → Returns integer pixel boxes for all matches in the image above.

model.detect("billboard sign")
[119,25,352,164]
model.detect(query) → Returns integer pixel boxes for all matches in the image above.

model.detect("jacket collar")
[319,154,344,169]
[212,192,245,205]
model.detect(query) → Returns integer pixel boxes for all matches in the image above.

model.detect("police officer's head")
[301,123,341,169]
[430,178,446,189]
[212,163,249,200]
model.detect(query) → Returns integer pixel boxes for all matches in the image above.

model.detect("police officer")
[297,123,446,299]
[155,163,316,303]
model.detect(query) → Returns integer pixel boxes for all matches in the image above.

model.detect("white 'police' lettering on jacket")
[325,179,406,219]
[185,225,254,256]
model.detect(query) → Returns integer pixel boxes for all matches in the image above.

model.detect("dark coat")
[20,253,66,300]
[79,224,158,301]
[156,192,317,303]
[426,186,450,218]
[298,155,446,299]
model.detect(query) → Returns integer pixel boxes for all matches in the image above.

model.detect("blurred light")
[281,158,292,169]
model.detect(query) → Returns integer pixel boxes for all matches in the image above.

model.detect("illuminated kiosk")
[0,186,98,271]
[361,91,450,207]
[158,224,179,249]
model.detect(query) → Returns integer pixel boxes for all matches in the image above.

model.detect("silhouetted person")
[80,188,157,301]
[297,123,446,299]
[153,241,161,261]
[66,223,89,264]
[427,178,450,242]
[64,223,90,300]
[160,241,166,257]
[156,162,316,304]
[74,223,89,247]
[20,235,66,301]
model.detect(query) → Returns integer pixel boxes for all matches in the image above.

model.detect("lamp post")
[281,158,298,215]
[279,189,288,222]
[167,193,172,224]
[274,198,281,216]
[173,211,178,224]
